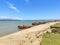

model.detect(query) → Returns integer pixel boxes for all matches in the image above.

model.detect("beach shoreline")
[0,22,59,45]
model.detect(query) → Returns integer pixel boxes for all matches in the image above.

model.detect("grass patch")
[52,28,60,33]
[41,23,60,45]
[50,23,60,33]
[41,33,60,45]
[51,23,60,28]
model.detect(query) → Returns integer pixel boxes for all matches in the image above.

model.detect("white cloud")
[0,16,9,19]
[12,17,21,20]
[7,2,20,13]
[0,16,21,20]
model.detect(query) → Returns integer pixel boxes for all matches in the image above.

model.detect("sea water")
[0,20,46,36]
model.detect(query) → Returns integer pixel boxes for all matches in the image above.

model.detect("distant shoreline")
[0,20,60,21]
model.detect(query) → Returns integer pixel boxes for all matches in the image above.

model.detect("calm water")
[0,20,46,36]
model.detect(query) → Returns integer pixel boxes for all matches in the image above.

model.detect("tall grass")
[41,33,60,45]
[41,23,60,45]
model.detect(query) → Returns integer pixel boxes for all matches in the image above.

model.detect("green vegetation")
[41,33,60,45]
[52,28,60,33]
[50,23,60,28]
[51,23,60,33]
[41,23,60,45]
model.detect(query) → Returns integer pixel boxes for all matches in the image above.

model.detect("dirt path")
[0,22,59,45]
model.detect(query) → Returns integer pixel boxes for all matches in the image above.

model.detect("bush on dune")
[52,28,60,34]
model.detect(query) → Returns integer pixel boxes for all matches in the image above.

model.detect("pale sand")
[0,22,59,45]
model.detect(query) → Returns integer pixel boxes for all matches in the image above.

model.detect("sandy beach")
[0,22,59,45]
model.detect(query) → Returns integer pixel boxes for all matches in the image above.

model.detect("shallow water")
[0,20,46,36]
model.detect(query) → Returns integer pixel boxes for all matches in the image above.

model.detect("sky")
[0,0,60,20]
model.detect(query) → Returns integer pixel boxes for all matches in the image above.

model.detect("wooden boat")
[32,22,40,25]
[18,25,32,29]
[32,22,47,26]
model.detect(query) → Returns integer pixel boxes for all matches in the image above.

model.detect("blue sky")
[0,0,60,20]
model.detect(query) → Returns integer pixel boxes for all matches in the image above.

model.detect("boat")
[18,25,32,29]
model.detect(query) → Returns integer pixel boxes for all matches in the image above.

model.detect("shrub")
[51,28,60,34]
